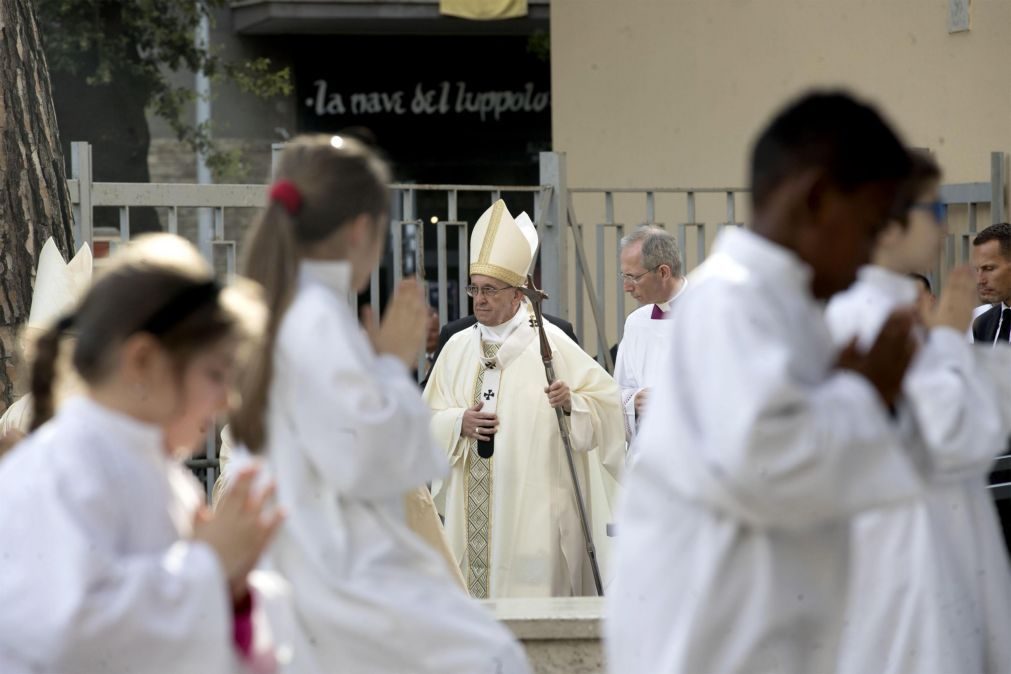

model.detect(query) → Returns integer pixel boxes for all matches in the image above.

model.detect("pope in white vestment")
[826,265,1011,674]
[423,201,625,598]
[607,228,928,674]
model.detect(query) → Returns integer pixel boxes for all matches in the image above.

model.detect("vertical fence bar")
[725,191,736,230]
[436,220,448,326]
[573,219,584,345]
[696,223,706,268]
[449,190,467,320]
[119,207,130,244]
[168,206,179,235]
[491,189,501,205]
[70,142,94,250]
[645,191,656,224]
[615,223,626,341]
[226,243,237,276]
[991,151,1006,225]
[214,207,225,241]
[458,225,469,321]
[539,152,569,319]
[604,193,617,352]
[959,201,977,269]
[415,217,426,378]
[596,221,606,362]
[271,143,285,180]
[677,193,691,269]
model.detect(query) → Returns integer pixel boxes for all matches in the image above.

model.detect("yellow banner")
[439,0,528,20]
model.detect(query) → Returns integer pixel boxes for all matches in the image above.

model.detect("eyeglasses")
[465,284,515,298]
[618,267,658,285]
[912,201,946,224]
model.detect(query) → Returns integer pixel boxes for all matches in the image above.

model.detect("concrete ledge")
[483,597,605,674]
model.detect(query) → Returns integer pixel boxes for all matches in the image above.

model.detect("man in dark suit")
[971,222,1011,344]
[969,221,1011,558]
[427,311,578,374]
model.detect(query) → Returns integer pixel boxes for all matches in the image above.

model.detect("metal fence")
[65,142,1011,502]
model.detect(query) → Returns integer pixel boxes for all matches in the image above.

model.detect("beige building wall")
[550,0,1011,349]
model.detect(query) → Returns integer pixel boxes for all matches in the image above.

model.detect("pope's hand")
[462,402,499,441]
[545,380,572,414]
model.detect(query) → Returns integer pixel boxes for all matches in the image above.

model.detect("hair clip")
[269,180,302,216]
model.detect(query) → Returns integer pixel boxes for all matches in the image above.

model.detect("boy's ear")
[801,168,832,225]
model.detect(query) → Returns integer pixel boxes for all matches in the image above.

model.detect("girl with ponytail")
[230,135,530,674]
[0,234,285,674]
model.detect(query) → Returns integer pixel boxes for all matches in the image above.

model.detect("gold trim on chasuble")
[465,341,500,598]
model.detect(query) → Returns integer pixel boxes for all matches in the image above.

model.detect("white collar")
[712,227,813,293]
[855,265,918,304]
[478,302,529,344]
[655,277,689,312]
[61,396,164,458]
[299,260,353,298]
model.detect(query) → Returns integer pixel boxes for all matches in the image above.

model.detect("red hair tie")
[269,180,302,215]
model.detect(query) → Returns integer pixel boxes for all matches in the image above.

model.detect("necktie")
[997,307,1011,344]
[651,304,667,320]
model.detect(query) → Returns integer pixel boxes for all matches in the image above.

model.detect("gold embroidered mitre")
[469,200,538,287]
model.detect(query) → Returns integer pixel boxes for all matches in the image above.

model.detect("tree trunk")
[0,0,76,408]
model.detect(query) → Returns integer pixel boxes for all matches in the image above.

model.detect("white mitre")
[1,241,94,435]
[469,200,538,287]
[27,238,93,332]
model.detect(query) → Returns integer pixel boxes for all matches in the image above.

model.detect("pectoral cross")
[528,316,540,329]
[483,389,495,401]
[484,361,496,370]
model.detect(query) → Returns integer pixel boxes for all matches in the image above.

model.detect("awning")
[230,0,549,35]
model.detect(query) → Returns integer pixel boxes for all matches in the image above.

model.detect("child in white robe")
[0,234,284,674]
[825,151,1011,673]
[607,91,929,674]
[229,134,530,674]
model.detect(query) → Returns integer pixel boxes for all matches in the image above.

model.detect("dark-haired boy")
[607,91,924,674]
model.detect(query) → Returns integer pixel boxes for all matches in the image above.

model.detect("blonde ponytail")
[230,202,300,451]
[230,134,390,452]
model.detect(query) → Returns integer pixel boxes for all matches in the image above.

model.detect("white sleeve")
[284,321,447,501]
[673,291,925,531]
[904,327,1007,478]
[613,331,642,441]
[0,476,234,674]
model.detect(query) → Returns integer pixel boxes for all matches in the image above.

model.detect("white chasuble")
[424,311,625,598]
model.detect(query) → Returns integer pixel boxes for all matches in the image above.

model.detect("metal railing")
[566,187,747,369]
[65,142,1011,503]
